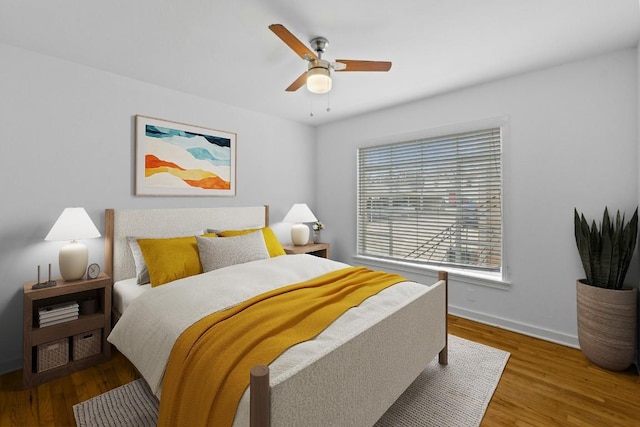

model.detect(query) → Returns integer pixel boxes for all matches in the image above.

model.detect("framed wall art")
[135,115,236,196]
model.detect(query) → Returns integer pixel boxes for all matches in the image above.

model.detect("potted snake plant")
[574,207,638,371]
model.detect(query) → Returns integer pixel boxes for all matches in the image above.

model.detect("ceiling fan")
[269,24,392,94]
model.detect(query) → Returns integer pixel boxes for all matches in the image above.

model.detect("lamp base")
[59,241,89,281]
[290,223,310,246]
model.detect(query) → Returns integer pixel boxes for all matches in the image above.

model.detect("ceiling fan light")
[307,67,332,94]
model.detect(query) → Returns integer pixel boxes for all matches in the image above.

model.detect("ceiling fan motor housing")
[310,36,329,55]
[308,58,331,72]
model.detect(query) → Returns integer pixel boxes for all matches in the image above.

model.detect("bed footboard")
[249,271,449,427]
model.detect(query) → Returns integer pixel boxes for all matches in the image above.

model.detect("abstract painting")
[135,115,236,196]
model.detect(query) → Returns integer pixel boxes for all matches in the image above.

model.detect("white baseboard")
[450,305,580,349]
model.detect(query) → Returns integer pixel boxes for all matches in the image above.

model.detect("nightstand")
[282,242,330,259]
[22,272,112,388]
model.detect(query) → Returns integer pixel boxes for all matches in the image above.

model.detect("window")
[357,127,503,276]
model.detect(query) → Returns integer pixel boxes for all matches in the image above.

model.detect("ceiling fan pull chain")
[326,92,331,113]
[310,98,314,117]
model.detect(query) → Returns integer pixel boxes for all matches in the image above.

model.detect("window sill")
[352,255,510,291]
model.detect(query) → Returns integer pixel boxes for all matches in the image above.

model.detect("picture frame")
[135,115,236,196]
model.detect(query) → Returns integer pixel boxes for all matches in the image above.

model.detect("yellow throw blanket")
[157,266,407,427]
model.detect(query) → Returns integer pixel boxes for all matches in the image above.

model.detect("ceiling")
[1,1,639,126]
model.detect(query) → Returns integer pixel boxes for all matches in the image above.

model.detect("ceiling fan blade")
[269,24,318,61]
[334,60,392,72]
[286,71,307,92]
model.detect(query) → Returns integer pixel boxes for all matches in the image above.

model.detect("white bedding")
[107,254,434,426]
[112,278,149,315]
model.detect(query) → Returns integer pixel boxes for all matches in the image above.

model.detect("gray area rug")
[74,335,509,427]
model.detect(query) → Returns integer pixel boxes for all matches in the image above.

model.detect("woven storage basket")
[37,337,69,372]
[73,329,101,360]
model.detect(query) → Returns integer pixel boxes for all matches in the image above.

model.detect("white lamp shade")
[283,204,318,224]
[45,207,100,281]
[45,208,101,241]
[283,204,318,246]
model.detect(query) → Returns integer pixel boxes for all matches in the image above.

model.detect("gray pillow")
[127,237,151,284]
[196,231,269,272]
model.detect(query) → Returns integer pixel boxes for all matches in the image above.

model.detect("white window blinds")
[357,128,502,272]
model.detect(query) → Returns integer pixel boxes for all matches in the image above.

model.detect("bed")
[104,206,448,427]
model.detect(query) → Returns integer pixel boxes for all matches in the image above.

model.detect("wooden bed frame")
[104,206,448,427]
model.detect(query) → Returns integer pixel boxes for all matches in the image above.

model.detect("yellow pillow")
[137,233,217,287]
[217,227,285,257]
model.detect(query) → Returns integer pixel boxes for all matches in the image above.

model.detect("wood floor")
[1,315,638,426]
[450,316,639,427]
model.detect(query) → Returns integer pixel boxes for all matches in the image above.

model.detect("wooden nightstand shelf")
[282,242,330,259]
[22,272,112,388]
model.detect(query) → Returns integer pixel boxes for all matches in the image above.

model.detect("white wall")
[316,49,639,347]
[1,43,637,374]
[0,43,316,373]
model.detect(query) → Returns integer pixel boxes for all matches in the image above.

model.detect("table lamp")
[283,203,318,246]
[45,207,101,281]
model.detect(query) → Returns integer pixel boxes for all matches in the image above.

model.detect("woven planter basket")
[576,280,637,371]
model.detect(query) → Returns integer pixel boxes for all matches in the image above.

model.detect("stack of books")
[38,301,79,327]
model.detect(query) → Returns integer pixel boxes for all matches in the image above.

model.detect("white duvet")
[107,254,431,426]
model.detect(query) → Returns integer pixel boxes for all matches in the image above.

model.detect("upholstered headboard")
[105,206,269,282]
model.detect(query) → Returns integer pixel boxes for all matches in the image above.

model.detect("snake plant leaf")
[618,208,638,289]
[590,219,602,286]
[574,209,594,285]
[600,221,613,288]
[605,209,619,289]
[603,207,611,234]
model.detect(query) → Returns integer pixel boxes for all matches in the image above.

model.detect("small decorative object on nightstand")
[31,264,57,290]
[312,220,324,244]
[23,272,112,388]
[87,263,101,279]
[282,242,330,259]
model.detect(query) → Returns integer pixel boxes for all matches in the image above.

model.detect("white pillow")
[196,231,269,272]
[127,230,204,285]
